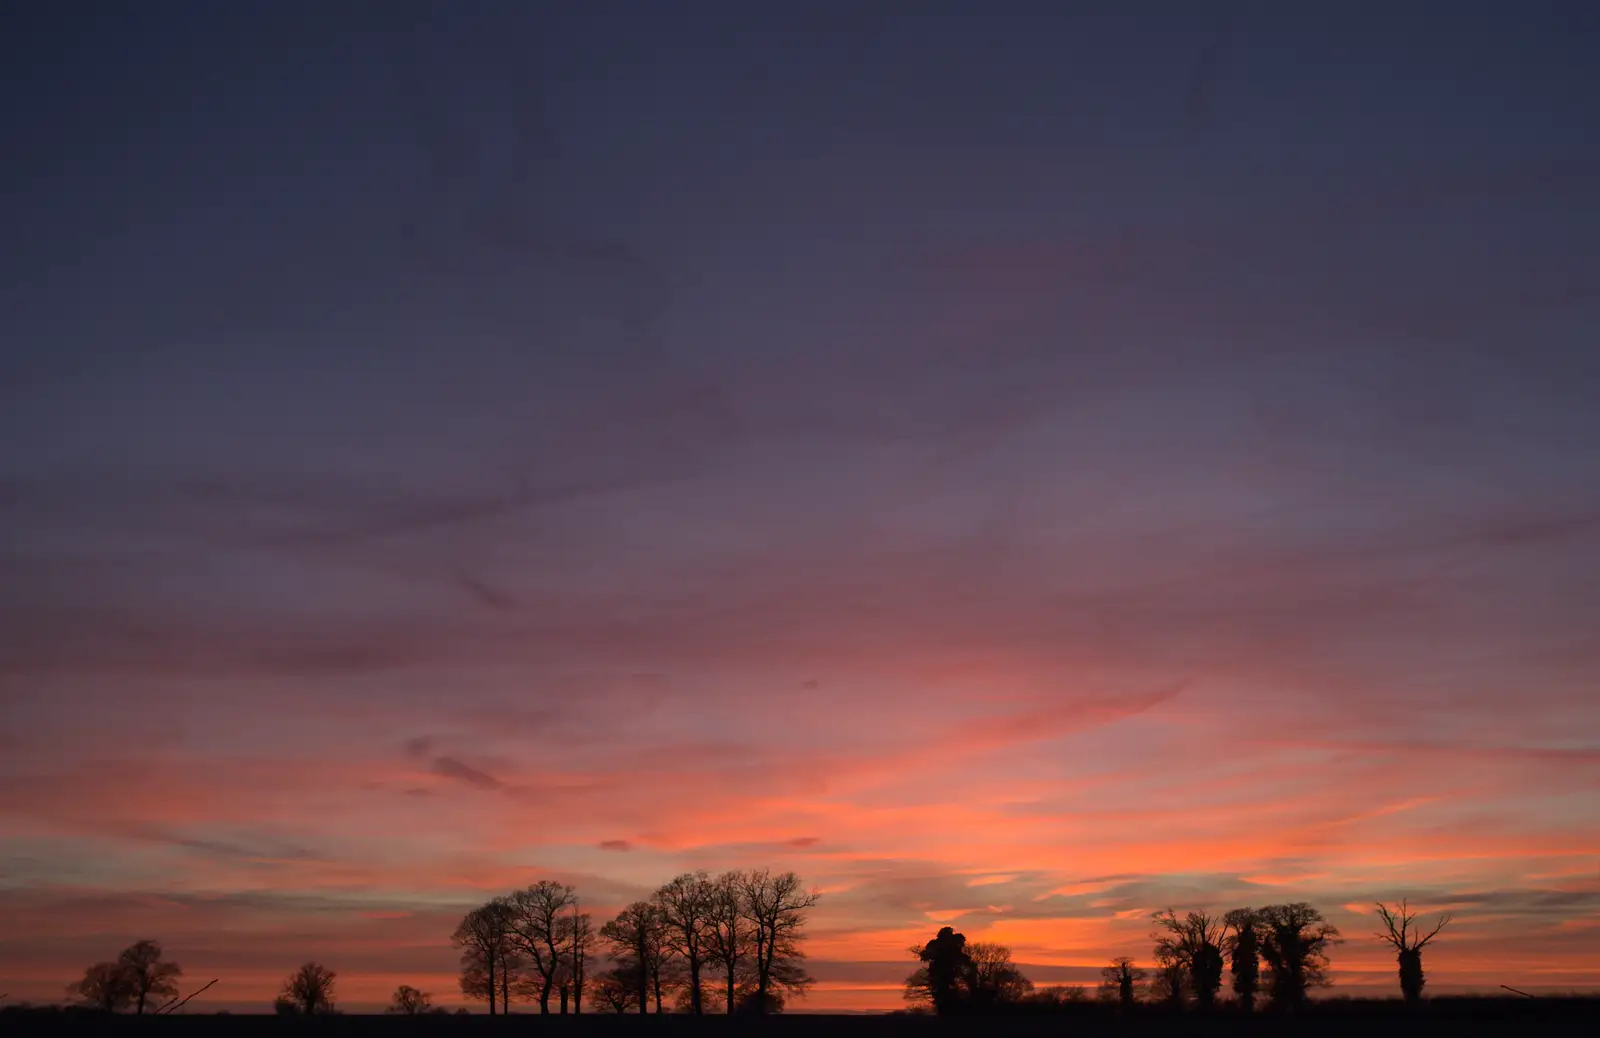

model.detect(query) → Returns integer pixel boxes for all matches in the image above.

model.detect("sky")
[2,0,1598,1013]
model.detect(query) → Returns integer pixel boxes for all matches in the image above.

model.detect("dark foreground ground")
[5,1000,1596,1038]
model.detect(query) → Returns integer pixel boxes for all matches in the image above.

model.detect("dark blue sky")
[2,1,1599,1009]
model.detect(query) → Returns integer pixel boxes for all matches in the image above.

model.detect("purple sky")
[2,0,1598,1012]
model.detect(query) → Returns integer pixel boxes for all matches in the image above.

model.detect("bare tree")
[115,940,183,1015]
[968,942,1032,1006]
[1257,903,1340,1011]
[1224,908,1261,1011]
[279,962,336,1015]
[600,901,662,1013]
[644,923,682,1012]
[1375,899,1450,1005]
[506,880,578,1013]
[739,868,819,1012]
[388,985,433,1014]
[1098,957,1144,1009]
[568,902,596,1014]
[69,962,135,1012]
[1151,909,1227,1009]
[453,899,516,1015]
[655,871,717,1013]
[707,870,754,1015]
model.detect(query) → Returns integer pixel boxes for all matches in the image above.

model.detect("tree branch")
[157,979,218,1015]
[1414,912,1452,950]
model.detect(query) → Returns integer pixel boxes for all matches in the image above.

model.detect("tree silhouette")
[706,870,754,1015]
[69,962,135,1012]
[453,900,516,1015]
[1224,908,1262,1011]
[506,880,578,1014]
[906,931,1032,1013]
[600,901,663,1013]
[440,870,818,1017]
[907,926,974,1014]
[1375,899,1451,1005]
[1099,957,1144,1010]
[279,962,336,1015]
[117,940,182,1015]
[388,985,432,1014]
[655,871,717,1014]
[968,942,1032,1007]
[567,901,596,1013]
[645,934,682,1014]
[1151,909,1227,1009]
[1192,942,1225,1007]
[739,868,819,1012]
[1256,903,1340,1011]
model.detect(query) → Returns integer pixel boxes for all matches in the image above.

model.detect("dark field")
[5,1000,1597,1038]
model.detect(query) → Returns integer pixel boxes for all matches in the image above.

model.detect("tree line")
[451,868,821,1015]
[59,893,1450,1015]
[907,899,1452,1014]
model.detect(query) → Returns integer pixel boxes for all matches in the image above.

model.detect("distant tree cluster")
[387,984,434,1015]
[905,927,1034,1014]
[907,899,1450,1015]
[68,941,182,1014]
[452,868,820,1015]
[1134,903,1344,1012]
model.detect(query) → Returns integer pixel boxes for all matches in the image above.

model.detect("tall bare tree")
[69,962,135,1012]
[115,940,183,1015]
[655,871,717,1013]
[707,870,753,1014]
[1224,908,1262,1011]
[506,880,578,1013]
[644,922,681,1012]
[739,869,819,1012]
[1151,909,1227,1009]
[568,902,596,1014]
[600,901,662,1013]
[1375,899,1450,1005]
[452,899,516,1015]
[279,962,337,1015]
[1257,903,1340,1011]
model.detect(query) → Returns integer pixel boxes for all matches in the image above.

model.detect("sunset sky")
[2,1,1598,1013]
